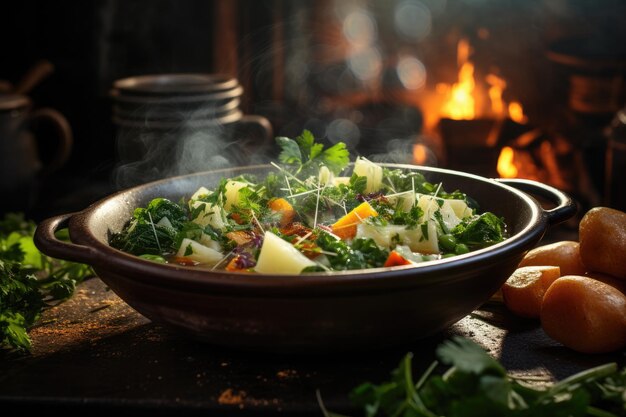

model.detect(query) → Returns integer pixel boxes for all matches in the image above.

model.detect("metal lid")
[0,94,31,111]
[112,74,240,96]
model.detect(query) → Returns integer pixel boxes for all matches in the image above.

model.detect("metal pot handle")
[34,212,99,265]
[496,178,577,225]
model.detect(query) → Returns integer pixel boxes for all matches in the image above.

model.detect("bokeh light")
[343,9,378,47]
[397,55,427,90]
[348,46,383,81]
[394,0,432,41]
[327,119,361,149]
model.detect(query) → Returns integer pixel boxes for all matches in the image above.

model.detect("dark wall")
[2,0,216,180]
[2,0,625,218]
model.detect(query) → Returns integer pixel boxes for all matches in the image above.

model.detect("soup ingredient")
[383,250,413,267]
[579,207,626,281]
[331,201,378,240]
[501,265,561,318]
[1,213,93,351]
[353,157,383,193]
[541,275,626,354]
[518,240,586,276]
[110,130,508,273]
[255,231,317,274]
[276,130,350,177]
[176,238,223,266]
[268,198,296,226]
[320,336,626,417]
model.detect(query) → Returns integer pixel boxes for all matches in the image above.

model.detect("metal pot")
[34,164,576,353]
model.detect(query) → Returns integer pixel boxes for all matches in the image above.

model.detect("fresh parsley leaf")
[276,135,304,166]
[276,130,350,177]
[437,336,506,377]
[329,337,626,417]
[1,213,93,352]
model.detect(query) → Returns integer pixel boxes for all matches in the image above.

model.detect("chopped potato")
[353,157,383,193]
[254,232,317,274]
[176,238,223,266]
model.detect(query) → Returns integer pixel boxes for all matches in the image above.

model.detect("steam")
[112,0,445,190]
[113,119,269,189]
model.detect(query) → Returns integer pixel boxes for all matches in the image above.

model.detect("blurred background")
[2,0,625,221]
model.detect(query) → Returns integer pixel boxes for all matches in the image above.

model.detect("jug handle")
[28,108,73,176]
[238,114,274,147]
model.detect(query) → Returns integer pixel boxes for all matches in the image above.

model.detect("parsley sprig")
[0,213,93,351]
[320,337,626,417]
[276,130,350,178]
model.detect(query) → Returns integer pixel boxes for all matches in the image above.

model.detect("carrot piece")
[268,197,296,226]
[383,250,412,267]
[171,256,199,266]
[501,266,561,318]
[225,256,249,272]
[541,275,626,354]
[331,201,378,240]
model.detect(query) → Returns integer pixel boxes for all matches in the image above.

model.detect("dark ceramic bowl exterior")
[34,164,576,353]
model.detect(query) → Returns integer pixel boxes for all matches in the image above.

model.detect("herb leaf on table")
[0,213,93,351]
[323,336,626,417]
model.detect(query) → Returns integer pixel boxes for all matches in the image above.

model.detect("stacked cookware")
[110,73,272,187]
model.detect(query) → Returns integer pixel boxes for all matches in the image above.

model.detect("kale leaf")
[315,232,388,270]
[452,213,506,249]
[111,197,190,256]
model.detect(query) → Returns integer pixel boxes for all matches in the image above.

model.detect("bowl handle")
[496,178,577,225]
[34,212,100,265]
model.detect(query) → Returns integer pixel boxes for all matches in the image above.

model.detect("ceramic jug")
[0,94,72,193]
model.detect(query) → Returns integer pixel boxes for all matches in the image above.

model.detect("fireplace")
[212,0,626,216]
[2,0,625,219]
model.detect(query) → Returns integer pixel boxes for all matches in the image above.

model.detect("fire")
[434,39,527,124]
[508,101,527,124]
[439,39,475,120]
[497,146,518,178]
[413,144,429,165]
[486,74,506,117]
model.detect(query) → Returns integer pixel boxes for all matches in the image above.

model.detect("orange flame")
[497,146,518,178]
[508,101,527,124]
[413,144,429,165]
[440,39,475,120]
[486,74,506,117]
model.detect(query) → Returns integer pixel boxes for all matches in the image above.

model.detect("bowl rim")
[65,163,546,295]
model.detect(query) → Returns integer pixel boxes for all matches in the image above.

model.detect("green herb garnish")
[0,213,93,351]
[320,337,626,417]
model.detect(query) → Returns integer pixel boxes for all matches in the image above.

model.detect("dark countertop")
[2,276,624,416]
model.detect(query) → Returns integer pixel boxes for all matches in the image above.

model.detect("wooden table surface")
[1,274,623,416]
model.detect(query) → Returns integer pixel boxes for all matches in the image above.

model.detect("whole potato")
[541,275,626,354]
[518,241,586,276]
[579,207,626,281]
